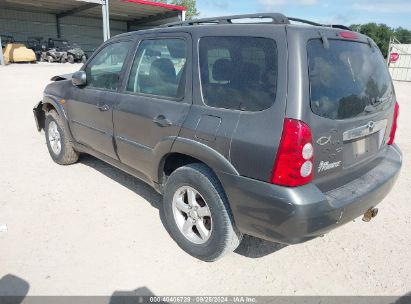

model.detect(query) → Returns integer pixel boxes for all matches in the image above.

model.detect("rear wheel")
[45,110,79,165]
[163,163,242,262]
[67,55,75,64]
[47,56,54,63]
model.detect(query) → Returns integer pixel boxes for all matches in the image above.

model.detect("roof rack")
[288,17,351,30]
[161,13,351,31]
[161,13,290,27]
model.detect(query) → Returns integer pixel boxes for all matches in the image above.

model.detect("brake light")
[271,119,314,187]
[388,102,399,145]
[339,31,358,40]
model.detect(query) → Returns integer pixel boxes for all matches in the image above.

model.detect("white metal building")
[0,0,186,56]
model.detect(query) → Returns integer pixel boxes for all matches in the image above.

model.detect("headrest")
[150,58,176,82]
[212,59,233,81]
[240,63,261,82]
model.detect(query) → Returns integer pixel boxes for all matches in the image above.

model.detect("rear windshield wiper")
[364,104,377,113]
[375,96,391,104]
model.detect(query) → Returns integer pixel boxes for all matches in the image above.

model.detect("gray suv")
[33,14,402,262]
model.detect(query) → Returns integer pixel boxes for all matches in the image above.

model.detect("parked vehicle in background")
[41,48,67,63]
[33,13,402,262]
[26,37,47,61]
[37,38,87,63]
[47,38,87,63]
[2,34,36,63]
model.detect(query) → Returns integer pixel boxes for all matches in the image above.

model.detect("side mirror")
[72,71,87,86]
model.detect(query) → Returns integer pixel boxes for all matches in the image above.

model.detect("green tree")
[156,0,199,19]
[349,23,393,57]
[394,27,411,43]
[349,23,411,57]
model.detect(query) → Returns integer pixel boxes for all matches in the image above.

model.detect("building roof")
[0,0,186,22]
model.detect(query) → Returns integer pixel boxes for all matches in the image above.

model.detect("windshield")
[307,39,393,120]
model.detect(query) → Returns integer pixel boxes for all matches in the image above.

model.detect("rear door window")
[307,39,393,120]
[199,37,278,112]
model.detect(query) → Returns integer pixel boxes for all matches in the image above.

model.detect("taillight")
[388,102,399,145]
[271,119,314,187]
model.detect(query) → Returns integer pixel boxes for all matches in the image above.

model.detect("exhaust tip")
[363,207,379,222]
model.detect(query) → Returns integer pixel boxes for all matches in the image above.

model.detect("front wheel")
[45,110,79,165]
[163,164,242,262]
[67,55,75,64]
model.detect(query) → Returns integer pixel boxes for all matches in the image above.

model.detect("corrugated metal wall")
[0,9,57,41]
[389,44,411,82]
[0,8,127,56]
[60,16,127,54]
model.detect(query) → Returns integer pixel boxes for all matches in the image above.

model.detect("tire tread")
[164,163,242,262]
[46,110,79,165]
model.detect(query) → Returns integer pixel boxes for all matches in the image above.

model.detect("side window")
[85,41,131,91]
[199,37,278,112]
[127,38,187,99]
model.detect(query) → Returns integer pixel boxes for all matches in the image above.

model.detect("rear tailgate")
[286,26,397,192]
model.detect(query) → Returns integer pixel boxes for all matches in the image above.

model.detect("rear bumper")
[219,145,402,244]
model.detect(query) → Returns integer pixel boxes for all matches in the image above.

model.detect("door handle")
[153,115,172,128]
[97,104,110,111]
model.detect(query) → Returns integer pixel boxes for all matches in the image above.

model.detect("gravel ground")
[0,63,410,297]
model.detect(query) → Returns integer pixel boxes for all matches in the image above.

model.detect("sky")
[196,0,411,30]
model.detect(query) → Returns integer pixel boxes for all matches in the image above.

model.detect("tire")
[60,56,67,64]
[163,163,242,262]
[45,110,79,165]
[47,56,54,63]
[81,55,87,63]
[67,55,75,64]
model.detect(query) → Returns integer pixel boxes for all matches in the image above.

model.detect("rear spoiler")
[51,73,73,81]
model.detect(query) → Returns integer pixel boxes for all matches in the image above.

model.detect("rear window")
[199,37,278,112]
[307,39,393,120]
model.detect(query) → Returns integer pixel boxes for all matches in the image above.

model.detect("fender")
[153,137,239,185]
[43,94,68,119]
[150,136,178,183]
[33,95,74,142]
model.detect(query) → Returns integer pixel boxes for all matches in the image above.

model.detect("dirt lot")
[0,63,410,297]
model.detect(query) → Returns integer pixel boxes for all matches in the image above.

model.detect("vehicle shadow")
[80,154,287,259]
[0,274,30,304]
[80,154,163,210]
[109,287,162,304]
[234,235,288,258]
[395,291,411,304]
